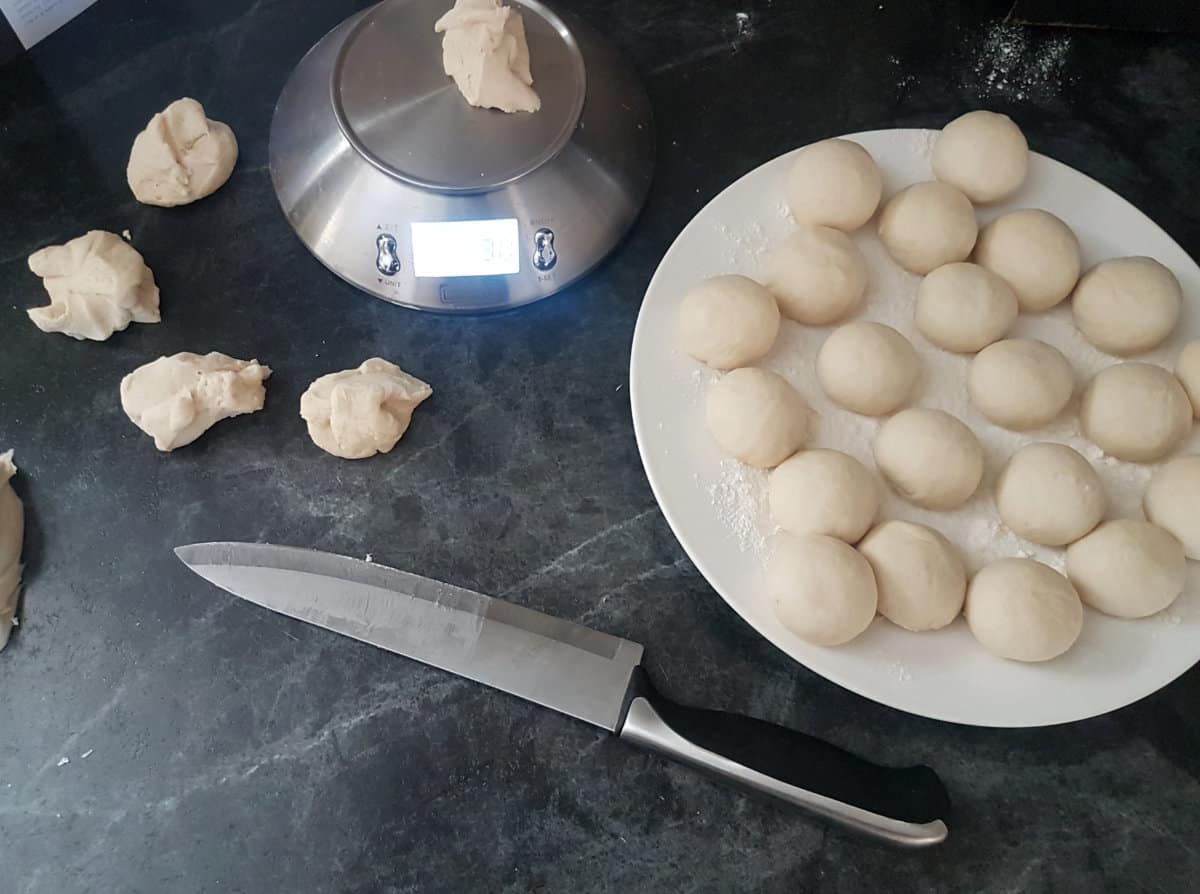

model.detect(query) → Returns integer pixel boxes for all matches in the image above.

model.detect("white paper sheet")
[1,0,97,49]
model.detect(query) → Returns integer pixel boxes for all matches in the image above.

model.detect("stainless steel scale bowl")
[269,0,655,312]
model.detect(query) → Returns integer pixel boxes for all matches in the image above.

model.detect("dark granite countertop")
[2,1,1198,891]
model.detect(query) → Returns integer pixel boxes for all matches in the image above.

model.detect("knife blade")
[176,541,950,847]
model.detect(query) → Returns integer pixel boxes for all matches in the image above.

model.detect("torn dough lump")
[301,359,433,460]
[121,353,271,452]
[27,230,160,341]
[127,97,238,206]
[434,0,540,114]
[0,451,23,652]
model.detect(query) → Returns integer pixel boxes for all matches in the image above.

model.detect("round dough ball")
[974,209,1081,312]
[932,111,1029,203]
[769,449,879,543]
[1080,362,1192,462]
[1066,520,1186,619]
[763,225,867,325]
[768,533,878,646]
[995,443,1104,546]
[1143,455,1200,560]
[968,339,1074,431]
[965,559,1083,662]
[1177,340,1200,419]
[677,275,780,369]
[1071,257,1182,355]
[816,322,920,416]
[877,181,978,274]
[786,139,882,231]
[873,408,983,510]
[705,368,809,468]
[858,521,966,632]
[915,262,1018,353]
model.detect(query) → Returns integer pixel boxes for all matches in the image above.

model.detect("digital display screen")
[410,219,520,278]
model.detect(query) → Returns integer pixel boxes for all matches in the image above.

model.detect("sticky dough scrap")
[434,0,541,113]
[1,451,24,652]
[300,359,433,460]
[120,353,271,452]
[127,97,238,207]
[27,230,160,341]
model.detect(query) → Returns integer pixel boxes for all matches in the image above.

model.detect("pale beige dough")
[974,209,1081,312]
[763,225,867,325]
[816,322,920,416]
[968,339,1074,431]
[435,0,540,113]
[127,98,238,207]
[1071,257,1182,356]
[785,139,882,231]
[1066,520,1186,619]
[301,359,433,460]
[768,449,878,543]
[706,368,809,469]
[965,559,1083,662]
[677,275,780,370]
[1080,362,1192,462]
[768,533,877,646]
[859,520,965,632]
[995,443,1104,547]
[1177,340,1200,419]
[877,181,978,274]
[873,408,983,510]
[0,451,23,652]
[1142,456,1200,561]
[932,110,1029,203]
[915,261,1017,353]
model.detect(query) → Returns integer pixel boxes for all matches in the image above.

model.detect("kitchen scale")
[269,0,655,312]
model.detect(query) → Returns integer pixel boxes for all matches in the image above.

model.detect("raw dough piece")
[0,451,23,652]
[677,275,780,369]
[1177,340,1200,418]
[26,230,160,341]
[915,261,1018,353]
[301,359,433,460]
[785,139,882,231]
[974,209,1081,312]
[1080,362,1192,462]
[1066,520,1185,619]
[1143,456,1200,560]
[127,98,238,207]
[763,225,867,325]
[768,533,877,646]
[769,449,878,543]
[968,339,1073,431]
[877,181,978,274]
[995,443,1104,547]
[859,520,966,632]
[1071,257,1182,355]
[434,0,540,114]
[932,111,1029,203]
[816,322,920,416]
[965,558,1083,662]
[706,368,809,468]
[874,408,983,510]
[121,353,272,452]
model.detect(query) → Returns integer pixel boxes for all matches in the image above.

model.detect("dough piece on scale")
[435,0,541,113]
[127,98,238,207]
[121,353,272,452]
[0,451,24,652]
[301,359,433,460]
[27,231,160,341]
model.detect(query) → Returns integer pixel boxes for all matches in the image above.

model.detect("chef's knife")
[175,542,950,846]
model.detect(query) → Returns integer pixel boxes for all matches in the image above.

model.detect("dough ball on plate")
[769,449,878,543]
[858,520,966,632]
[1071,257,1182,355]
[873,408,983,510]
[968,338,1074,431]
[1080,362,1192,462]
[965,558,1083,662]
[1143,456,1200,560]
[677,275,780,369]
[877,181,978,274]
[932,111,1029,204]
[1177,340,1200,418]
[995,443,1104,546]
[706,368,809,468]
[974,209,1081,312]
[785,138,882,231]
[915,261,1018,353]
[768,533,877,646]
[763,225,867,325]
[816,321,920,416]
[1066,520,1186,619]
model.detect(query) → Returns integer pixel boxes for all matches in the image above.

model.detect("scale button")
[376,233,401,276]
[532,228,557,272]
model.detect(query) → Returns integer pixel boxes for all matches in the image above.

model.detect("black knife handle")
[617,669,949,847]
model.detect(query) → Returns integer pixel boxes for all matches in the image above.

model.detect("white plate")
[630,129,1200,728]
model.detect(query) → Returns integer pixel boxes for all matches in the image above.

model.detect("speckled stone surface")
[1,1,1198,891]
